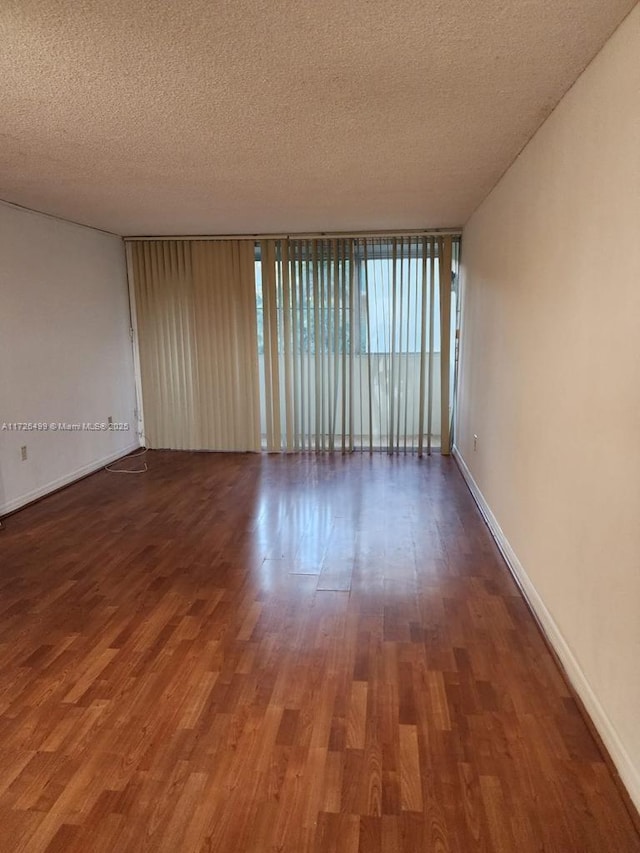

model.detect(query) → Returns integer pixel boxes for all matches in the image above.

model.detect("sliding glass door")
[255,236,459,454]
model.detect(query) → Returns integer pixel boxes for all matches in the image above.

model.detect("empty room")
[1,0,639,850]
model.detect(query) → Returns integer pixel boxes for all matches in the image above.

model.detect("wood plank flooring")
[0,451,638,852]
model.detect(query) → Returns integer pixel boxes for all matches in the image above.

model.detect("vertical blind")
[129,240,261,451]
[257,236,458,454]
[259,238,354,453]
[129,235,459,455]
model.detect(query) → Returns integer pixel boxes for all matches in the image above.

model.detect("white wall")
[0,202,139,514]
[456,6,640,809]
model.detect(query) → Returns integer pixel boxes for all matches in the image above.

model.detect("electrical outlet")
[20,445,28,461]
[473,434,478,451]
[107,416,113,426]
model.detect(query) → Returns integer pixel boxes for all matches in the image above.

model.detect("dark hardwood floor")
[0,451,638,852]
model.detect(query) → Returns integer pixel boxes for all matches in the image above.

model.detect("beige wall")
[456,5,640,807]
[0,203,139,514]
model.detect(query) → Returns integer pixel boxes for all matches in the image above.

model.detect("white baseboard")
[0,441,141,516]
[452,444,640,814]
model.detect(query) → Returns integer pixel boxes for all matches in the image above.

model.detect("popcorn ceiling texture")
[0,0,635,236]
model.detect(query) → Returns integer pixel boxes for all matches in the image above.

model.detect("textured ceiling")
[0,0,635,236]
